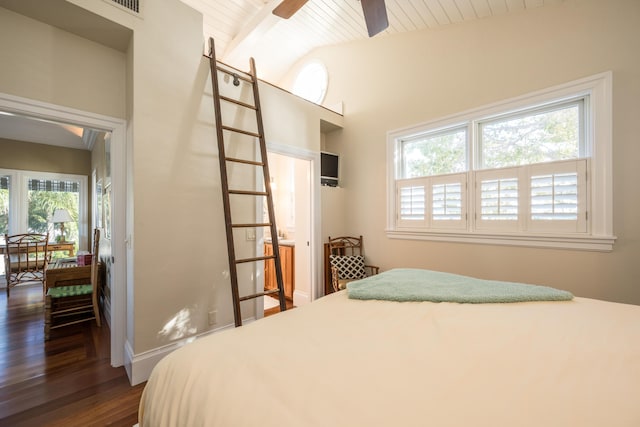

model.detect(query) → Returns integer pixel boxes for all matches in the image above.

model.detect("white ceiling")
[0,113,93,150]
[181,0,556,84]
[0,0,556,150]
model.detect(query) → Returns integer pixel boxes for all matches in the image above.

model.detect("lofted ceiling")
[181,0,556,84]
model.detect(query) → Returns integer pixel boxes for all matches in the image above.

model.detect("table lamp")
[51,208,73,242]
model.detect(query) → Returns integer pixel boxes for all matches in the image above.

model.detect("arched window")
[292,61,328,105]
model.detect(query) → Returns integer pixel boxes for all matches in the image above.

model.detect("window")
[0,168,88,250]
[0,175,9,236]
[400,126,467,178]
[387,72,614,251]
[292,61,328,105]
[478,100,583,169]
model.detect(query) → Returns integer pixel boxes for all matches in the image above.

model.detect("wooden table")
[45,261,91,291]
[0,241,75,257]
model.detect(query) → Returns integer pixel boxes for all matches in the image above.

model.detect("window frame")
[386,72,615,251]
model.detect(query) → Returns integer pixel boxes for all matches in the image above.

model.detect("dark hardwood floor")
[0,283,145,427]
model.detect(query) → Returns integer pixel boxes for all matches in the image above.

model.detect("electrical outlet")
[246,229,256,241]
[208,310,217,325]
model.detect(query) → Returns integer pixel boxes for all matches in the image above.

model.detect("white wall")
[284,0,640,305]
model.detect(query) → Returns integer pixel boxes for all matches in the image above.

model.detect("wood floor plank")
[0,283,143,426]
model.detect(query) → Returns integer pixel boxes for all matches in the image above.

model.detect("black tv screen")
[321,152,339,186]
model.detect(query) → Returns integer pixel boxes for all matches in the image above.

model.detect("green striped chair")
[44,229,101,340]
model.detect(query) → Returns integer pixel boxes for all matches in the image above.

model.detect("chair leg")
[94,307,101,327]
[93,295,101,327]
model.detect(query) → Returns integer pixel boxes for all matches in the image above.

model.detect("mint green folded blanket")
[346,269,573,303]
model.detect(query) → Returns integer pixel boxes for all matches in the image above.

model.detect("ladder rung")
[229,190,268,196]
[235,255,276,264]
[225,157,264,166]
[215,66,253,83]
[221,125,260,138]
[239,289,280,302]
[219,95,257,110]
[231,223,272,228]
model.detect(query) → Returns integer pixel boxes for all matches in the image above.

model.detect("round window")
[292,61,328,105]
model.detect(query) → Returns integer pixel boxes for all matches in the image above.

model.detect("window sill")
[386,230,616,252]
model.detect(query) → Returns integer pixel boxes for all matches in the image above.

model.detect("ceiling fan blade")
[361,0,389,37]
[272,0,308,19]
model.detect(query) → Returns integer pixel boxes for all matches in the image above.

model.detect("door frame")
[255,142,321,315]
[0,92,127,367]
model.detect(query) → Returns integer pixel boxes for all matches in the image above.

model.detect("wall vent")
[110,0,139,13]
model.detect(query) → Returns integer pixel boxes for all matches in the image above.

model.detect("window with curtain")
[0,169,87,250]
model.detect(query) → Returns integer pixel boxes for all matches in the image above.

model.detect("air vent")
[110,0,139,13]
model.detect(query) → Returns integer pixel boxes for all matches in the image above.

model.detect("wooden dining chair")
[328,235,379,292]
[44,229,101,340]
[3,232,50,297]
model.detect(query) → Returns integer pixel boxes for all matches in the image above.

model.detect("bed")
[139,269,640,426]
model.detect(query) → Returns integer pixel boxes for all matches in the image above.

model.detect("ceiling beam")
[222,0,283,65]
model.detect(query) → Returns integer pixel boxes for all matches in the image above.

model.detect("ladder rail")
[208,37,287,326]
[249,56,288,314]
[208,39,243,326]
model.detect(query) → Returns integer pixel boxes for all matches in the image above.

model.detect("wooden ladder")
[207,38,287,327]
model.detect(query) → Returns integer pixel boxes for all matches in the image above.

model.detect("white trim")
[266,142,322,300]
[387,72,615,251]
[0,92,128,369]
[126,322,235,386]
[387,230,615,252]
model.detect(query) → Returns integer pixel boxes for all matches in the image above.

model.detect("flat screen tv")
[321,151,339,187]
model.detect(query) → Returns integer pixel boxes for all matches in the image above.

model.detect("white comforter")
[139,291,640,426]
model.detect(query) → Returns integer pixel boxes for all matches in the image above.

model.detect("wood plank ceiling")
[181,0,556,84]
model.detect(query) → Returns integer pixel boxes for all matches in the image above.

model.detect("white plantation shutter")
[475,161,587,233]
[528,159,587,233]
[475,167,522,231]
[397,174,466,230]
[480,178,518,220]
[431,174,466,229]
[397,179,427,227]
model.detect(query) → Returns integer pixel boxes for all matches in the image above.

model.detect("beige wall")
[0,138,91,175]
[0,7,126,119]
[122,1,340,355]
[286,0,640,305]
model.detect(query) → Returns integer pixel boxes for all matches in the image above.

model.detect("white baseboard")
[125,322,237,386]
[294,289,310,306]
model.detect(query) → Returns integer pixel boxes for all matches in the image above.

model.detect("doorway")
[0,92,126,367]
[258,144,320,317]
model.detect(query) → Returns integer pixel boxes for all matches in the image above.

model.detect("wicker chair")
[3,233,50,297]
[44,229,101,340]
[328,236,379,292]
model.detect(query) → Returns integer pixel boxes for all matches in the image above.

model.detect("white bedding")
[139,289,640,426]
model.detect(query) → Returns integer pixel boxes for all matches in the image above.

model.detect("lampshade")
[51,208,73,224]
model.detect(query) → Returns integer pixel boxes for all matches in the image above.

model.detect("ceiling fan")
[272,0,389,38]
